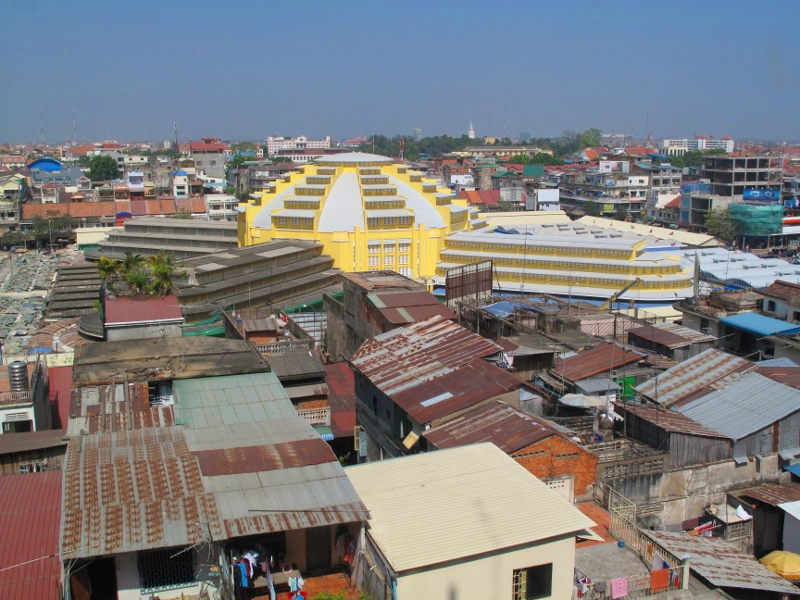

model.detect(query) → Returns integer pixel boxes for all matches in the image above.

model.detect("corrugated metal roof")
[0,429,67,455]
[172,372,296,429]
[48,366,73,429]
[635,349,754,406]
[325,363,355,438]
[678,372,800,440]
[351,315,502,397]
[616,402,729,439]
[734,482,800,506]
[779,500,800,521]
[104,294,183,325]
[628,322,715,349]
[392,358,523,423]
[346,443,593,573]
[264,350,325,381]
[0,471,62,600]
[423,400,568,452]
[757,365,800,389]
[552,341,645,384]
[62,380,369,559]
[719,312,800,336]
[645,531,798,594]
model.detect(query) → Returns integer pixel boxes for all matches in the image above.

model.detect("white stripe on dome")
[318,171,365,232]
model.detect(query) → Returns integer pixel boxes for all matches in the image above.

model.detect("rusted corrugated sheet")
[392,358,522,423]
[552,341,644,384]
[424,400,559,452]
[60,426,224,559]
[734,482,800,506]
[635,348,755,406]
[645,531,798,594]
[193,438,335,476]
[616,402,729,439]
[351,315,501,396]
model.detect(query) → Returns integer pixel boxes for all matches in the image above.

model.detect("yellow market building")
[237,152,485,278]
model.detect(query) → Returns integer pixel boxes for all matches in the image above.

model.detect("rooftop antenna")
[39,108,45,145]
[72,107,77,146]
[173,121,180,172]
[398,136,405,161]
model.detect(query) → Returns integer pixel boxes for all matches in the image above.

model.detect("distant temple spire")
[467,120,475,140]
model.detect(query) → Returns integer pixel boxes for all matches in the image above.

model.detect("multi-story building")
[265,135,331,156]
[559,161,650,218]
[185,138,231,178]
[204,193,238,221]
[644,161,683,221]
[238,152,486,279]
[662,136,735,155]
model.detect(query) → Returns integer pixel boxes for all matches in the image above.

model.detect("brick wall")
[512,435,598,498]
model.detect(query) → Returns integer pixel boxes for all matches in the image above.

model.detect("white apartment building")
[264,135,331,156]
[662,137,735,156]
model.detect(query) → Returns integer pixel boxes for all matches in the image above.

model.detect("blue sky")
[2,0,799,143]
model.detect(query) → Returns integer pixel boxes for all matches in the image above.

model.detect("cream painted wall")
[394,536,576,600]
[115,552,204,600]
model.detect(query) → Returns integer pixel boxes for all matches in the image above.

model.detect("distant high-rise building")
[661,136,734,156]
[467,121,476,140]
[519,132,531,143]
[413,128,423,141]
[265,135,331,156]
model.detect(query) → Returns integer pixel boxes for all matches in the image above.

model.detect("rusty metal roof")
[423,400,567,452]
[552,341,645,384]
[392,359,523,424]
[351,315,502,397]
[733,481,800,506]
[627,321,716,349]
[61,373,369,560]
[616,402,729,439]
[645,530,798,594]
[635,348,755,406]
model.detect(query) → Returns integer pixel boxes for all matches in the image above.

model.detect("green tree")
[508,154,532,165]
[235,190,251,202]
[614,205,629,222]
[227,155,251,171]
[578,128,603,149]
[97,256,121,290]
[147,252,178,295]
[705,208,738,243]
[124,267,149,294]
[584,200,601,216]
[122,251,145,275]
[87,155,121,181]
[531,152,563,166]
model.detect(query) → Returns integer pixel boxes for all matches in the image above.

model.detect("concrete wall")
[608,455,781,530]
[395,536,576,600]
[106,322,183,341]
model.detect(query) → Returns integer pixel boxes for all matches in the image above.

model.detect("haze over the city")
[1,0,799,142]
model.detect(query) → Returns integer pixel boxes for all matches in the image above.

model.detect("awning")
[779,447,800,461]
[313,425,334,442]
[559,393,606,409]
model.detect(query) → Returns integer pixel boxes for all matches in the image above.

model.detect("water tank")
[8,361,28,392]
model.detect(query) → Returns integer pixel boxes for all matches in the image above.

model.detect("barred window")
[399,254,409,265]
[383,255,394,265]
[512,564,552,600]
[368,256,379,267]
[138,547,196,594]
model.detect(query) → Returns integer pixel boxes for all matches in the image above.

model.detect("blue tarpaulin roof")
[784,463,800,477]
[719,313,800,337]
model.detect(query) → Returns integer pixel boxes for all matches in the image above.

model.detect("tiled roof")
[0,471,62,600]
[459,189,500,206]
[104,294,182,325]
[761,279,800,305]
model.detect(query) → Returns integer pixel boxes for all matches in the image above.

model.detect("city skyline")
[1,0,799,143]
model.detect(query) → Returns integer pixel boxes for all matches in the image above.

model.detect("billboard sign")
[743,188,781,202]
[445,260,493,303]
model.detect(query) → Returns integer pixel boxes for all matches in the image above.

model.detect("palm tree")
[96,257,121,291]
[147,252,178,296]
[121,252,145,277]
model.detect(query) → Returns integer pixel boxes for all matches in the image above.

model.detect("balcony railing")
[0,390,32,406]
[297,406,331,426]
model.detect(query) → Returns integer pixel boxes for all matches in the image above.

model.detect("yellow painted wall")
[238,161,471,278]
